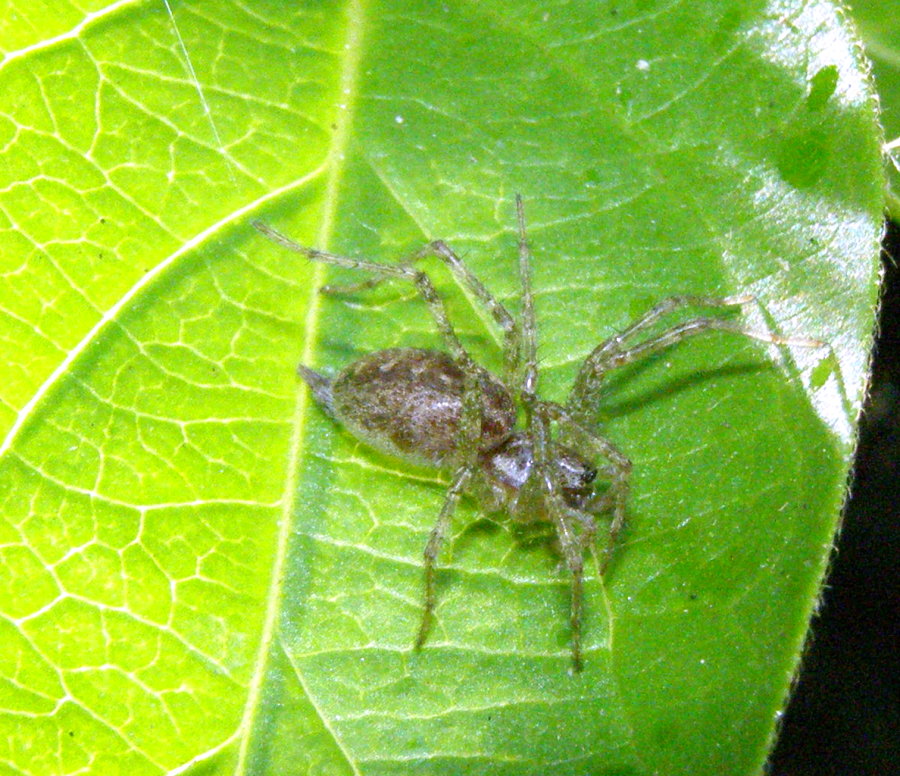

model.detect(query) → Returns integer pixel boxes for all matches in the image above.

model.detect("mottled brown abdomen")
[331,348,516,467]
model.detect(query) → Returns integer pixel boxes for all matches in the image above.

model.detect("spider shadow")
[317,303,501,374]
[448,508,575,587]
[451,512,559,554]
[594,355,770,422]
[579,355,774,574]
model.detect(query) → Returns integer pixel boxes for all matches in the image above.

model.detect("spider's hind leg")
[254,221,471,367]
[415,368,485,652]
[320,239,522,382]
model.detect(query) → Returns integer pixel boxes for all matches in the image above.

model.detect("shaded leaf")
[849,0,900,209]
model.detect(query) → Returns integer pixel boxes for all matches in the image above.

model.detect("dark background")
[769,220,900,775]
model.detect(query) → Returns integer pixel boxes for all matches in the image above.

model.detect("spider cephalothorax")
[254,197,811,671]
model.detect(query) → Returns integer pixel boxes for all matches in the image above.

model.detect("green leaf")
[848,0,900,211]
[0,1,883,775]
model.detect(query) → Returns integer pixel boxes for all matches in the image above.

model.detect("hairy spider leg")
[415,464,473,649]
[566,296,817,424]
[549,494,587,672]
[514,196,587,672]
[516,195,538,399]
[253,221,471,367]
[542,401,632,573]
[321,240,522,382]
[414,361,486,649]
[602,294,754,347]
[252,220,489,654]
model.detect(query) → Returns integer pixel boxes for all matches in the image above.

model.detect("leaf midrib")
[231,0,368,773]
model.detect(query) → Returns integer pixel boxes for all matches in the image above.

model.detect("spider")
[253,197,813,672]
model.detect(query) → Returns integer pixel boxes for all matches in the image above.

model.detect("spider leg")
[255,220,520,381]
[572,507,599,549]
[253,221,472,366]
[545,492,586,672]
[516,380,587,669]
[515,195,537,399]
[596,294,753,352]
[513,197,586,671]
[531,428,588,671]
[415,361,485,650]
[567,307,817,424]
[415,463,474,649]
[543,401,632,572]
[321,240,522,382]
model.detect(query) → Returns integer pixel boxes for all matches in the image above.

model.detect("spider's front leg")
[543,401,632,572]
[514,199,590,671]
[565,294,820,424]
[521,478,582,672]
[519,394,589,671]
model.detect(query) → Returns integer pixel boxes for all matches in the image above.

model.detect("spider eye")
[583,466,597,485]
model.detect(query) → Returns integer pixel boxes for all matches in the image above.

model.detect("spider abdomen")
[328,348,516,468]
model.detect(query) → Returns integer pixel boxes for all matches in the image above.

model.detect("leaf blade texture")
[0,1,884,774]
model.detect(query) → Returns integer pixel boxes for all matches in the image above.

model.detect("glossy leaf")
[849,0,900,210]
[0,1,883,775]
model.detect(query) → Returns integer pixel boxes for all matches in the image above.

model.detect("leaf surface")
[0,1,884,775]
[849,0,900,209]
